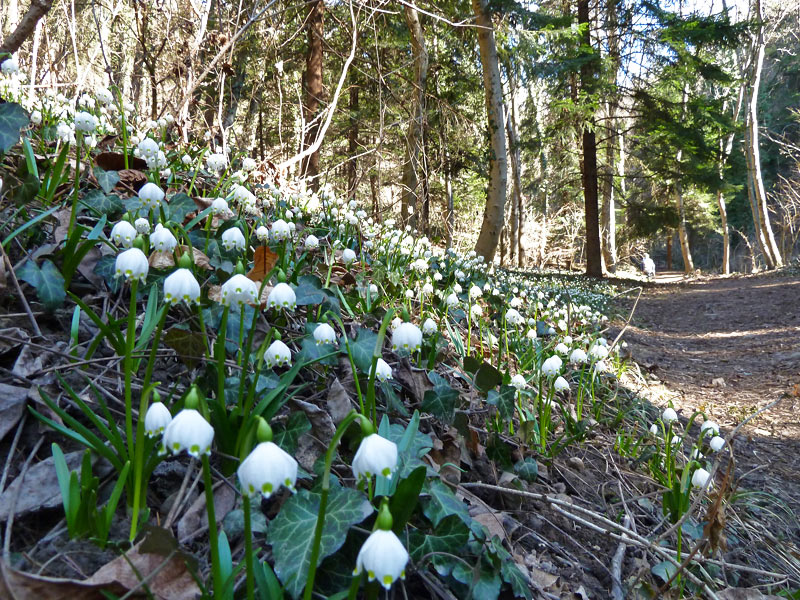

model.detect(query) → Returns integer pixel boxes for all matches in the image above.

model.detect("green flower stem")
[124,280,139,464]
[366,309,395,425]
[196,304,210,358]
[243,494,255,600]
[237,307,261,410]
[115,88,130,170]
[216,306,230,406]
[303,410,360,600]
[187,149,206,196]
[69,135,82,233]
[202,454,223,599]
[329,313,364,415]
[346,574,362,600]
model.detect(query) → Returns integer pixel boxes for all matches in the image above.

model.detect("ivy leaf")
[38,260,66,311]
[474,362,502,392]
[267,486,373,599]
[422,479,471,527]
[344,327,378,374]
[513,458,538,483]
[168,192,197,224]
[94,255,121,292]
[487,385,516,421]
[410,514,469,569]
[81,189,125,217]
[13,171,40,204]
[0,103,29,152]
[420,376,458,424]
[294,275,326,306]
[501,559,533,599]
[93,166,120,194]
[651,560,677,584]
[452,559,501,600]
[297,336,337,366]
[272,412,311,454]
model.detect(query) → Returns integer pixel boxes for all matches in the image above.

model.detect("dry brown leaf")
[292,398,335,447]
[148,251,175,270]
[247,246,279,283]
[87,542,201,600]
[0,559,127,600]
[473,511,507,542]
[0,383,28,443]
[207,285,222,303]
[717,589,783,600]
[529,566,559,590]
[327,379,353,424]
[174,245,212,270]
[118,169,148,191]
[176,481,236,544]
[95,151,148,171]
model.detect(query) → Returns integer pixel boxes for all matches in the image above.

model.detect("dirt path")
[618,272,800,514]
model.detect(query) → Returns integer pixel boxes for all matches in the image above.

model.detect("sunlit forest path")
[622,273,800,514]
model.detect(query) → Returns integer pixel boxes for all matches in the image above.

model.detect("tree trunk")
[472,0,508,263]
[600,111,617,274]
[504,65,523,268]
[445,149,454,249]
[0,0,52,56]
[716,190,731,273]
[744,0,782,268]
[401,5,428,229]
[347,80,359,200]
[666,234,673,271]
[578,0,603,278]
[675,179,695,273]
[300,0,324,191]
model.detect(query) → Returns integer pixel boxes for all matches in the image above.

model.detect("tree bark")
[401,5,428,229]
[472,0,508,263]
[666,233,673,271]
[347,80,359,200]
[675,179,695,273]
[578,0,603,278]
[300,0,324,191]
[504,65,523,268]
[445,149,455,249]
[716,190,730,273]
[0,0,52,56]
[744,0,782,268]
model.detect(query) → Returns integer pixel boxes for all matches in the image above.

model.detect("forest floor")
[616,270,800,522]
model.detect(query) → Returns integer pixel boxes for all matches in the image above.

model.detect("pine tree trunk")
[472,0,507,263]
[600,110,617,274]
[744,0,782,268]
[504,67,523,268]
[347,79,359,200]
[578,0,603,278]
[716,190,731,274]
[401,5,428,229]
[300,0,324,191]
[675,180,695,273]
[445,150,454,249]
[666,234,673,271]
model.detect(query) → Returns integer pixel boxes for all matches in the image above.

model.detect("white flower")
[211,197,229,215]
[314,323,337,345]
[510,374,526,390]
[1,57,19,74]
[421,282,434,296]
[671,435,682,446]
[255,225,269,242]
[526,329,538,340]
[115,248,149,282]
[271,219,291,242]
[138,182,165,209]
[369,284,379,295]
[569,349,588,364]
[30,110,42,125]
[181,154,192,165]
[554,376,570,392]
[265,340,292,368]
[134,217,151,234]
[221,274,258,308]
[469,285,482,299]
[470,304,483,318]
[404,290,414,300]
[445,293,459,308]
[206,152,227,172]
[232,185,256,205]
[700,421,719,437]
[242,157,257,171]
[375,358,392,382]
[221,227,246,251]
[237,441,298,498]
[110,220,137,247]
[354,529,408,590]
[392,323,422,352]
[505,308,524,326]
[74,111,97,132]
[96,87,114,104]
[391,317,403,331]
[542,355,562,377]
[649,423,659,436]
[662,407,678,424]
[422,318,437,336]
[691,467,711,489]
[588,343,609,361]
[56,122,73,143]
[144,402,172,437]
[342,248,357,264]
[709,436,725,451]
[164,409,214,457]
[267,282,296,310]
[164,268,201,305]
[352,434,398,481]
[305,234,319,249]
[150,224,177,252]
[137,138,160,160]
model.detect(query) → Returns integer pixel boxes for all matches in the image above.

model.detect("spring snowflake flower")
[314,323,337,345]
[709,436,725,451]
[700,420,719,437]
[138,182,165,209]
[255,225,269,242]
[242,157,257,171]
[206,152,227,172]
[134,217,151,234]
[181,154,192,165]
[445,293,459,308]
[649,423,659,436]
[505,308,524,327]
[510,374,526,390]
[267,282,296,311]
[265,340,292,368]
[352,434,398,481]
[30,110,42,125]
[305,234,319,249]
[144,402,172,437]
[232,185,255,205]
[115,248,149,282]
[469,285,482,299]
[96,87,114,104]
[542,355,562,377]
[662,407,678,424]
[1,57,19,74]
[237,441,298,498]
[110,221,137,247]
[404,290,414,300]
[588,343,609,361]
[74,111,97,133]
[369,284,379,296]
[164,409,214,458]
[392,323,422,352]
[271,219,291,242]
[421,282,434,296]
[375,358,392,382]
[220,274,258,308]
[211,197,229,215]
[422,318,437,336]
[569,349,588,364]
[470,304,483,318]
[391,317,403,331]
[342,248,357,265]
[150,224,177,252]
[354,529,408,590]
[137,138,159,160]
[164,268,201,305]
[691,467,711,489]
[526,329,538,340]
[554,376,570,392]
[221,227,246,251]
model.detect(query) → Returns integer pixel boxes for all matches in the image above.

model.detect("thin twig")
[2,250,42,337]
[3,437,45,561]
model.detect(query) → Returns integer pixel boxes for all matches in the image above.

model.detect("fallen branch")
[0,0,53,56]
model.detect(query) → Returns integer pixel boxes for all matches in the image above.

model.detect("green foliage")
[0,102,28,152]
[17,258,66,311]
